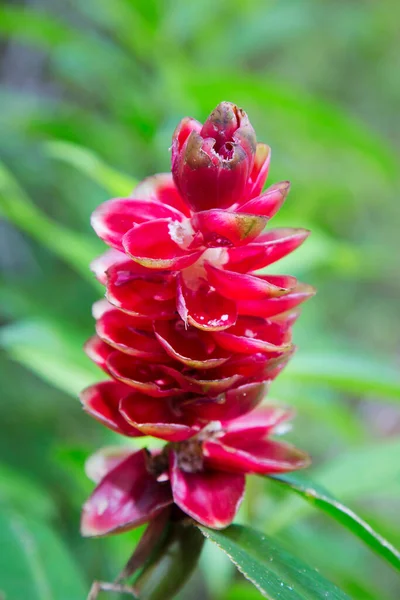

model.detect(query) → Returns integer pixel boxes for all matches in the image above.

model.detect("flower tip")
[172,117,202,152]
[201,101,245,139]
[80,509,103,538]
[278,180,291,194]
[78,386,90,406]
[300,228,311,239]
[294,450,312,470]
[302,283,317,297]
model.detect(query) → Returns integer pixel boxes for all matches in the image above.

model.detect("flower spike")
[81,100,312,542]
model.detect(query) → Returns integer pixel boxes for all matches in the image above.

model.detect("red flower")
[81,406,309,535]
[90,104,314,333]
[82,101,312,535]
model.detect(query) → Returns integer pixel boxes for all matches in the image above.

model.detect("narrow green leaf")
[45,140,137,197]
[270,381,366,443]
[0,6,74,49]
[0,511,88,600]
[223,582,264,600]
[268,438,400,534]
[270,473,400,572]
[282,353,400,401]
[199,524,350,599]
[0,463,56,521]
[0,320,100,396]
[315,439,400,499]
[0,162,101,286]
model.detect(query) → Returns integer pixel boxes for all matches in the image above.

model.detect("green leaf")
[0,463,56,521]
[270,473,400,572]
[0,6,74,49]
[282,352,400,402]
[223,582,264,600]
[314,439,400,499]
[0,320,100,397]
[0,511,88,600]
[270,382,366,443]
[268,438,400,534]
[45,140,137,197]
[0,162,101,286]
[199,524,350,599]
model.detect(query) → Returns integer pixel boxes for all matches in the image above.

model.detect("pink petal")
[172,116,203,157]
[192,209,267,247]
[123,218,203,270]
[106,260,177,319]
[92,299,114,320]
[237,283,316,319]
[185,382,267,421]
[172,126,253,212]
[163,365,242,396]
[271,309,302,328]
[91,198,184,251]
[119,394,200,442]
[200,102,254,159]
[220,351,294,382]
[107,259,176,300]
[96,308,169,361]
[203,438,310,475]
[85,446,135,483]
[90,249,126,285]
[212,316,292,355]
[133,173,191,217]
[245,143,270,199]
[184,373,242,396]
[219,405,295,439]
[79,381,143,437]
[239,182,290,218]
[169,451,245,528]
[205,263,296,301]
[226,228,310,273]
[81,450,173,536]
[154,320,230,369]
[107,352,181,397]
[177,272,237,331]
[84,335,114,372]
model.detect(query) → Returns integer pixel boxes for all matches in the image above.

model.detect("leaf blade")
[0,511,88,600]
[271,473,400,572]
[0,162,101,286]
[199,524,350,600]
[45,140,137,197]
[268,439,400,535]
[0,319,100,397]
[282,352,400,401]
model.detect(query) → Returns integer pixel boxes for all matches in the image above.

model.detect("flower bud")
[172,102,257,211]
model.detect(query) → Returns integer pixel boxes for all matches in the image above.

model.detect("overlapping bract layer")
[81,406,308,534]
[81,101,313,535]
[91,173,313,331]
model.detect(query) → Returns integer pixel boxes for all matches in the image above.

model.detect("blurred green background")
[0,0,399,598]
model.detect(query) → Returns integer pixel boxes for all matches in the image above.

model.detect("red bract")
[81,407,310,534]
[172,102,259,212]
[81,449,173,536]
[80,379,267,441]
[90,175,314,329]
[90,105,314,332]
[82,100,312,536]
